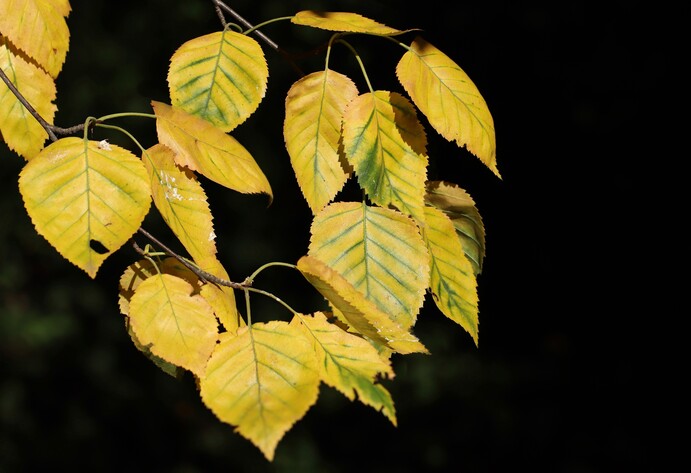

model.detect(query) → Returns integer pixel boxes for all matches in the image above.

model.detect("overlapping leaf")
[18,137,151,277]
[284,69,358,214]
[0,43,57,159]
[195,255,242,334]
[0,0,70,78]
[342,91,428,222]
[168,30,268,132]
[291,10,406,36]
[308,202,429,330]
[396,37,499,177]
[200,321,320,461]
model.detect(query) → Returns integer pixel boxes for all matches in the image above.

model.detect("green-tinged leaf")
[284,70,358,214]
[293,312,396,424]
[152,100,272,200]
[342,91,428,222]
[0,42,56,159]
[200,321,320,461]
[129,273,218,377]
[0,0,70,78]
[18,137,151,278]
[422,206,479,345]
[396,36,499,177]
[425,180,486,275]
[297,255,428,355]
[143,144,217,263]
[309,202,429,330]
[291,11,407,36]
[168,30,268,132]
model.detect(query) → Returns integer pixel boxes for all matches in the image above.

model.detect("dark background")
[1,1,667,471]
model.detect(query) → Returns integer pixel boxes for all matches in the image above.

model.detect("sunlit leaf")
[342,91,428,222]
[397,36,499,177]
[0,42,56,159]
[425,180,486,275]
[200,321,320,461]
[0,0,70,77]
[309,202,429,330]
[18,137,151,278]
[422,206,479,345]
[284,70,358,214]
[297,255,427,355]
[195,255,243,334]
[168,30,268,132]
[291,10,406,36]
[293,312,396,424]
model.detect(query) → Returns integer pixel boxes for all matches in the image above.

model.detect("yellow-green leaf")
[291,11,405,35]
[152,100,272,200]
[0,42,56,159]
[342,91,428,222]
[396,36,499,177]
[284,70,358,214]
[0,0,70,78]
[18,137,151,278]
[422,206,479,345]
[129,273,218,377]
[293,312,396,424]
[425,180,486,275]
[168,30,268,132]
[297,255,427,355]
[200,321,320,461]
[309,202,429,330]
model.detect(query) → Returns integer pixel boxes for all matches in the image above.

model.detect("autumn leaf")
[18,137,151,278]
[200,321,320,461]
[195,255,243,334]
[291,10,407,36]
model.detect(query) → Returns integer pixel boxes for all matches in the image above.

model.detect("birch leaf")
[18,137,151,278]
[152,100,272,200]
[422,206,479,345]
[168,30,268,132]
[284,70,358,214]
[308,202,429,330]
[196,255,243,334]
[0,42,56,159]
[396,36,499,177]
[342,91,428,222]
[291,11,405,36]
[200,321,320,461]
[0,0,70,78]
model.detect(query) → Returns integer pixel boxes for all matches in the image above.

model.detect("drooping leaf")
[195,255,243,334]
[291,10,406,36]
[128,273,218,377]
[342,91,428,222]
[200,321,320,461]
[0,42,56,159]
[308,202,429,330]
[396,36,499,177]
[152,100,272,200]
[284,70,358,214]
[18,137,151,278]
[168,30,268,132]
[292,312,396,424]
[421,206,479,345]
[425,180,486,275]
[297,255,427,355]
[0,0,71,78]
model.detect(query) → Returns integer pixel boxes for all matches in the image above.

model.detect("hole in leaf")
[89,239,109,255]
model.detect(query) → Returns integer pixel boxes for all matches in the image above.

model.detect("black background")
[1,1,668,471]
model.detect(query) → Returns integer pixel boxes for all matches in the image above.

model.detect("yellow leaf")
[293,312,397,425]
[129,273,218,377]
[0,42,56,159]
[152,100,272,200]
[195,255,243,334]
[0,0,70,77]
[297,255,427,355]
[284,70,358,214]
[200,321,320,461]
[168,30,268,132]
[422,206,479,345]
[342,91,428,222]
[291,11,404,35]
[309,202,429,330]
[396,37,499,178]
[425,180,486,275]
[18,137,151,278]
